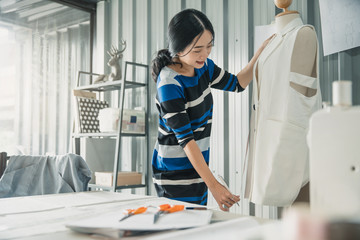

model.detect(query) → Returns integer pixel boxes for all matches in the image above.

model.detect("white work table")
[0,191,272,239]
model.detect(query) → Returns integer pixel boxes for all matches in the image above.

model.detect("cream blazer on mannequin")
[244,17,322,207]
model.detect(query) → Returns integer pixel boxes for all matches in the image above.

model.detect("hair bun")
[151,49,172,82]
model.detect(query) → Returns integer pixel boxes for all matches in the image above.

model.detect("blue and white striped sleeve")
[207,58,244,92]
[156,80,194,148]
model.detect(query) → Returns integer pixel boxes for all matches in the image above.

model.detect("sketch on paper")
[319,0,360,56]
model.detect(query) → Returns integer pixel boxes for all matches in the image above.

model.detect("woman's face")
[177,30,213,69]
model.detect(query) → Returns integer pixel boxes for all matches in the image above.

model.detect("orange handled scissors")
[119,206,147,221]
[153,204,184,223]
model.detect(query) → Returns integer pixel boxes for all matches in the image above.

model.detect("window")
[0,1,93,155]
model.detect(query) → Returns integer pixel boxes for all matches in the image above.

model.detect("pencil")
[218,175,240,206]
[185,207,207,210]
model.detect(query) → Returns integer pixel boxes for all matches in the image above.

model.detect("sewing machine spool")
[332,80,352,107]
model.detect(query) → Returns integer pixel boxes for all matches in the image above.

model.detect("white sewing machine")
[308,81,360,218]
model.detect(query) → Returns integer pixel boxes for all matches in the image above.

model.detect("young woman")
[151,8,271,211]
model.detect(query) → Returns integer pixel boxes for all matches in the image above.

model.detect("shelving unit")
[73,61,150,193]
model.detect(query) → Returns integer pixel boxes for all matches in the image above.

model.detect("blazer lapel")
[260,17,304,66]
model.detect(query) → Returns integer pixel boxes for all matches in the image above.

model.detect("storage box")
[98,108,145,133]
[95,171,142,187]
[98,108,120,132]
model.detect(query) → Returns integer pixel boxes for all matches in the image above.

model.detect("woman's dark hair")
[151,8,215,82]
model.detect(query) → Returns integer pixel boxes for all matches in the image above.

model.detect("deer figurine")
[107,40,127,81]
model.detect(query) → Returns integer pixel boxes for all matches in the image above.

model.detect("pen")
[185,207,207,210]
[217,175,240,206]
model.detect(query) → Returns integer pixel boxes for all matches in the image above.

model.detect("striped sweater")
[152,58,244,204]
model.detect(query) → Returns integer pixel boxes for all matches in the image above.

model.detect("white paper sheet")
[319,0,360,56]
[66,208,212,231]
[0,191,154,215]
[0,197,62,216]
[143,217,260,240]
[35,191,154,207]
[0,193,158,239]
[66,197,213,232]
[0,199,150,239]
[0,195,205,239]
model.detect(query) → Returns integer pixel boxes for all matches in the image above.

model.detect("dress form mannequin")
[274,0,299,17]
[245,0,322,207]
[275,0,317,97]
[275,0,317,203]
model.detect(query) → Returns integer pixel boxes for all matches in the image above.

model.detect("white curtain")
[0,20,90,156]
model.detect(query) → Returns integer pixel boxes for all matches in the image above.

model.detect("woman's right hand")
[182,140,241,211]
[209,181,240,211]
